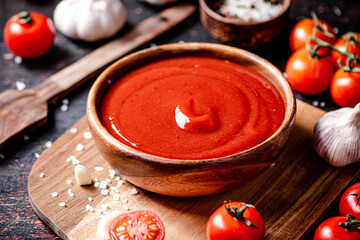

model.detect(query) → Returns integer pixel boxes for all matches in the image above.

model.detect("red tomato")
[285,48,334,95]
[289,18,336,53]
[332,33,360,68]
[340,182,360,219]
[206,201,265,240]
[330,68,360,107]
[3,11,55,58]
[314,215,360,240]
[108,210,165,240]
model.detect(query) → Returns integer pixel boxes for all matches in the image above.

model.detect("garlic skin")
[314,103,360,167]
[138,0,180,6]
[53,0,126,42]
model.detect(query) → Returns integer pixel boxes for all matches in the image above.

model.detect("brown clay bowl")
[86,42,296,197]
[199,0,292,49]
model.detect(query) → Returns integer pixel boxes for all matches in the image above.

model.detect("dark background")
[0,0,359,239]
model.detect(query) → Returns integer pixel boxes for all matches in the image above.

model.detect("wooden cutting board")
[28,100,360,240]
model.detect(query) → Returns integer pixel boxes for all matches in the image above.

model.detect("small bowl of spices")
[199,0,292,48]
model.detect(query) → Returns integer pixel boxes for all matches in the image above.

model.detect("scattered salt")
[94,182,100,188]
[76,144,84,151]
[45,141,52,148]
[95,167,104,172]
[0,154,5,159]
[69,155,80,165]
[83,132,92,139]
[122,198,128,203]
[320,101,326,107]
[70,128,78,133]
[14,56,22,64]
[113,194,120,201]
[101,189,109,196]
[88,197,93,202]
[34,153,40,159]
[99,181,108,189]
[15,81,26,91]
[312,100,319,107]
[24,135,30,141]
[62,99,69,105]
[122,205,129,211]
[86,204,94,212]
[52,192,58,197]
[60,104,69,112]
[68,189,75,197]
[94,177,99,182]
[59,202,66,207]
[129,188,138,195]
[66,179,72,185]
[40,172,45,178]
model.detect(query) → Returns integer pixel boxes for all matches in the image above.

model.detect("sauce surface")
[100,56,285,159]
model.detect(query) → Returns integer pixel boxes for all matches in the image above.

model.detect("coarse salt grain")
[101,189,109,196]
[34,153,40,159]
[88,197,93,202]
[94,182,100,188]
[66,179,72,185]
[14,56,22,64]
[68,189,75,197]
[45,141,52,148]
[76,144,84,151]
[94,177,99,182]
[0,154,5,159]
[95,167,104,172]
[113,194,120,201]
[86,204,94,212]
[70,128,78,133]
[15,81,26,91]
[60,104,69,112]
[62,99,69,105]
[52,192,58,197]
[99,181,107,189]
[219,0,283,22]
[69,156,80,165]
[129,188,138,195]
[83,132,92,139]
[59,202,66,207]
[122,198,128,203]
[122,205,129,211]
[40,172,45,178]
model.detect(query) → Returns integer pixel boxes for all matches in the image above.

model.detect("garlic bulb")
[138,0,180,6]
[53,0,126,42]
[314,103,360,167]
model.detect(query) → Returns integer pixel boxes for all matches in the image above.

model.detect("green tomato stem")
[224,201,259,229]
[17,11,32,24]
[339,214,360,231]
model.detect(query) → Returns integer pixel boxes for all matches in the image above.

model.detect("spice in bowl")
[215,0,283,22]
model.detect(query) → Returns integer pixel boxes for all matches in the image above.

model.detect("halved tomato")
[109,210,165,240]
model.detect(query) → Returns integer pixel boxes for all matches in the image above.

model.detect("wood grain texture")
[28,100,360,240]
[0,4,196,152]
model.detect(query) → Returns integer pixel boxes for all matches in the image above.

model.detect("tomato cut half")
[109,210,165,240]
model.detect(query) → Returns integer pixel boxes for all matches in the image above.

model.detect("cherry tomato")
[108,210,165,240]
[340,182,360,219]
[206,201,265,240]
[314,215,360,240]
[3,11,55,58]
[285,48,334,95]
[289,18,336,53]
[330,68,360,107]
[332,32,360,68]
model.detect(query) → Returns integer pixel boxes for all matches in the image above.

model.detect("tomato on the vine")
[289,18,336,53]
[330,68,360,107]
[332,32,360,68]
[340,182,360,219]
[108,210,165,240]
[285,47,334,95]
[3,11,55,58]
[206,201,265,240]
[314,215,360,240]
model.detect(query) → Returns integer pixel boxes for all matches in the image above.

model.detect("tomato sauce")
[100,56,285,159]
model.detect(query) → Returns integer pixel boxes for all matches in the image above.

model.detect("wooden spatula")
[0,4,196,151]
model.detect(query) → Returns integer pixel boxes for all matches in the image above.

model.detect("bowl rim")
[198,0,292,26]
[87,42,296,166]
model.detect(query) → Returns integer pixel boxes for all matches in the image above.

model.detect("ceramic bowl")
[199,0,292,48]
[86,42,296,197]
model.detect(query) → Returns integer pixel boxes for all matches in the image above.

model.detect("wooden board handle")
[34,4,197,103]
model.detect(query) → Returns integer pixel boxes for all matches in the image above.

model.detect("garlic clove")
[75,164,92,185]
[314,103,360,167]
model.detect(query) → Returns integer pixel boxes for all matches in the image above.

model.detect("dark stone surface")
[0,0,359,239]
